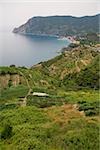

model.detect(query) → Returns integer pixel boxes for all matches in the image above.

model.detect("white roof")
[33,92,49,96]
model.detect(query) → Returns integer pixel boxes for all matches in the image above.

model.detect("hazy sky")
[0,0,99,31]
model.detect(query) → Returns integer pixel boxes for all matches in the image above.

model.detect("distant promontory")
[13,14,99,36]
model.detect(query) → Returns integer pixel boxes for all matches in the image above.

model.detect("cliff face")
[13,14,99,36]
[0,74,26,89]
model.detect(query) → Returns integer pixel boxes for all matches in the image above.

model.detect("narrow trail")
[18,70,32,107]
[75,58,88,73]
[80,59,88,66]
[75,60,80,72]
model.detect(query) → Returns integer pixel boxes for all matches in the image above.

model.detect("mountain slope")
[0,44,99,92]
[38,44,99,89]
[13,14,99,36]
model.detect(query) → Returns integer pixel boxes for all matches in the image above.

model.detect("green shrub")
[8,80,12,87]
[1,124,13,139]
[0,103,17,111]
[78,101,99,116]
[85,110,98,116]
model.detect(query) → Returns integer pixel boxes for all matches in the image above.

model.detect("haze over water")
[0,32,69,67]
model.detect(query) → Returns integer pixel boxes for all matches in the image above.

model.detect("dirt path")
[75,60,80,72]
[18,70,32,106]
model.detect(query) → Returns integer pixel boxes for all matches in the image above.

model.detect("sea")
[0,32,69,67]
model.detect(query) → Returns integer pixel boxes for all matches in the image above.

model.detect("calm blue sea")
[0,32,69,67]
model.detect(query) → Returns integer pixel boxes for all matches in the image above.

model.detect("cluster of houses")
[67,36,80,45]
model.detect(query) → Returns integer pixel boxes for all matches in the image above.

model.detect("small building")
[32,92,49,97]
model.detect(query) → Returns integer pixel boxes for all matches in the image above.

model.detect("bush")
[78,101,99,116]
[78,103,94,111]
[85,110,97,116]
[10,64,16,67]
[0,103,17,111]
[8,80,12,87]
[1,124,13,139]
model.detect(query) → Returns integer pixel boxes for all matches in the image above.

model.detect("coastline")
[12,32,59,38]
[1,31,69,67]
[13,32,72,45]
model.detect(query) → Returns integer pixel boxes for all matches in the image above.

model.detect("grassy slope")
[0,106,99,150]
[0,45,99,149]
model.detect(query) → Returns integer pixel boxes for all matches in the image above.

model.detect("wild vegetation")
[0,105,99,150]
[0,44,99,149]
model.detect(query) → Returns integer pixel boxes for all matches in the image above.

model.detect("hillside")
[37,44,99,90]
[0,44,99,106]
[13,14,99,36]
[0,44,99,91]
[0,44,99,150]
